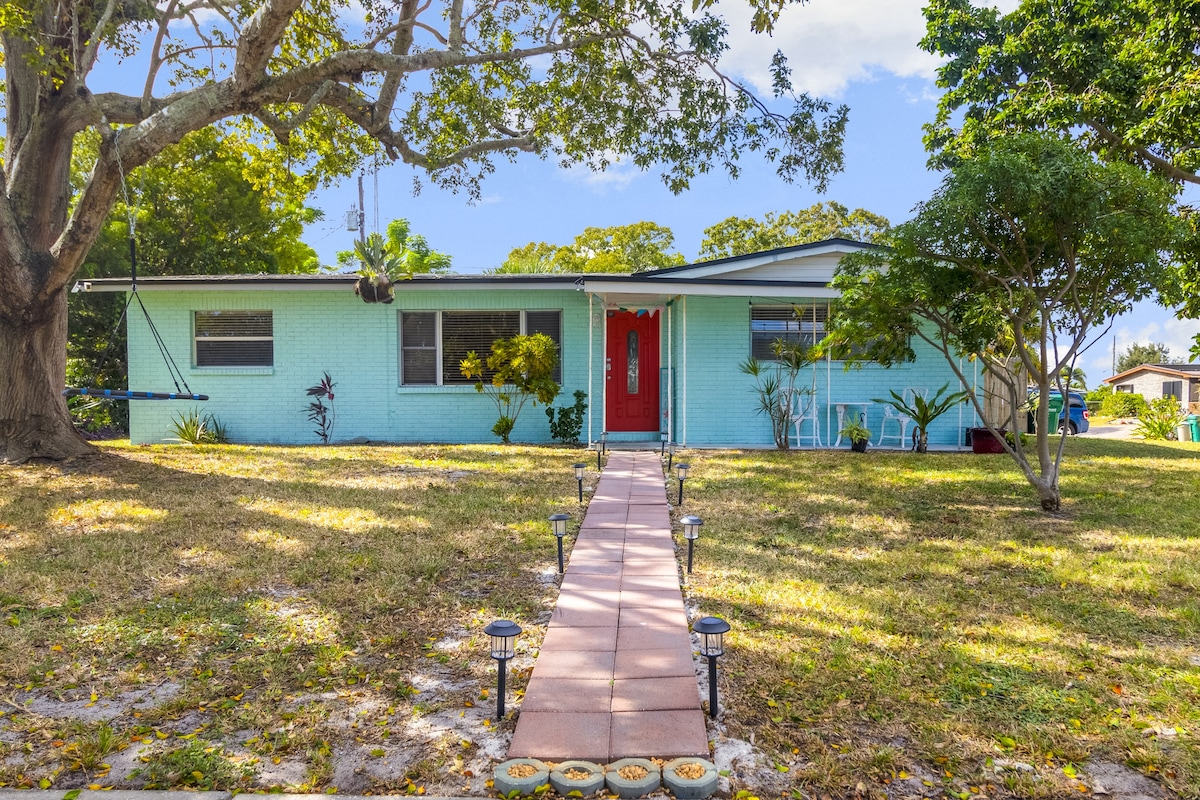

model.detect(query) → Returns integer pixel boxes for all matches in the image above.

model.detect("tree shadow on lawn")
[681,442,1200,798]
[0,444,579,792]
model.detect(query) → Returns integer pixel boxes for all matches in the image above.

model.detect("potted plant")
[968,426,1007,454]
[839,416,872,452]
[352,233,409,304]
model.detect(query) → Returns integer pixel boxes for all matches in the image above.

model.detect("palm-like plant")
[353,233,411,303]
[1058,365,1087,391]
[873,383,970,453]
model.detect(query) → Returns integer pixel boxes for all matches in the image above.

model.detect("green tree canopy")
[1,0,848,462]
[1116,342,1183,374]
[698,202,890,260]
[827,134,1181,512]
[921,0,1200,184]
[492,222,686,273]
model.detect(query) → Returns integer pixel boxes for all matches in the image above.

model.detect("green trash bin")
[1043,394,1064,433]
[1188,414,1199,441]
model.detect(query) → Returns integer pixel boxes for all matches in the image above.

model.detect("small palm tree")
[873,383,970,453]
[1058,365,1087,392]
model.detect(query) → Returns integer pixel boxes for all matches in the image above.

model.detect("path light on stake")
[484,619,522,719]
[680,515,703,574]
[573,463,586,503]
[694,616,731,718]
[549,513,570,573]
[597,431,609,470]
[675,462,690,506]
[667,441,676,471]
[660,431,669,456]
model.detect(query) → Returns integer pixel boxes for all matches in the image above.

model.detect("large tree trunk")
[0,288,94,462]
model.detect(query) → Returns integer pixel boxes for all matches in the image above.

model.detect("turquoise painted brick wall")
[126,285,984,448]
[664,296,984,448]
[127,286,594,445]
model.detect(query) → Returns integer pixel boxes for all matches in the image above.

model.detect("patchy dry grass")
[1,438,1198,799]
[680,438,1200,799]
[0,442,581,794]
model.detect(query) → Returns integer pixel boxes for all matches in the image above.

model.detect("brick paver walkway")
[507,451,709,762]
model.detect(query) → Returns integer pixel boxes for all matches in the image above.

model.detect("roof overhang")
[1104,363,1200,383]
[73,273,586,292]
[581,277,836,299]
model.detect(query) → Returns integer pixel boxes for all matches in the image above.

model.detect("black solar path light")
[667,441,677,471]
[694,616,731,718]
[681,515,703,574]
[660,431,669,456]
[484,619,522,719]
[573,462,586,503]
[675,462,690,506]
[549,513,570,573]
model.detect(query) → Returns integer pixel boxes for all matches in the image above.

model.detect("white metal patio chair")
[788,390,823,448]
[876,387,924,448]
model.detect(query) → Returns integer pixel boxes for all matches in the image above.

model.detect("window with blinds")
[399,310,562,385]
[526,310,563,383]
[194,310,273,367]
[441,311,521,385]
[750,305,827,360]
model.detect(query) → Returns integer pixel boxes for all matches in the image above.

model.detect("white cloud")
[1113,313,1200,364]
[559,152,643,191]
[715,0,1020,98]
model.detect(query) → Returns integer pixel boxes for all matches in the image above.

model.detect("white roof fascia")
[72,277,584,293]
[583,279,839,298]
[638,241,867,281]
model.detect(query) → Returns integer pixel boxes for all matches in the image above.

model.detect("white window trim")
[193,310,274,368]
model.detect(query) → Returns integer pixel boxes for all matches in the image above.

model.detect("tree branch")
[1089,118,1200,185]
[235,0,306,86]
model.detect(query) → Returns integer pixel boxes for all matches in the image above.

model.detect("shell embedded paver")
[605,757,661,798]
[493,757,550,796]
[549,759,606,796]
[662,756,719,799]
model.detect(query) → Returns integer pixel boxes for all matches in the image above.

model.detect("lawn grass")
[679,437,1200,798]
[0,438,1197,798]
[0,442,580,794]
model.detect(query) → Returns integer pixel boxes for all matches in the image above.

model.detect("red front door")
[606,310,660,431]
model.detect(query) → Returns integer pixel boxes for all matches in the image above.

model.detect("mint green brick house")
[76,239,985,448]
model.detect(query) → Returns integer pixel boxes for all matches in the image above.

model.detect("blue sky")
[297,0,1199,385]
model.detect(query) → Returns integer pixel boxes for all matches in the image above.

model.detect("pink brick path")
[507,451,709,762]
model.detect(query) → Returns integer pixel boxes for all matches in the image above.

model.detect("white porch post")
[587,292,594,448]
[682,295,688,446]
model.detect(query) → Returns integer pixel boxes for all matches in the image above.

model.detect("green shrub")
[1099,391,1148,418]
[1134,397,1186,440]
[170,409,228,444]
[547,390,588,444]
[461,333,560,443]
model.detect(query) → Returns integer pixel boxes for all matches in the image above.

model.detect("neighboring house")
[76,239,988,448]
[1104,363,1200,412]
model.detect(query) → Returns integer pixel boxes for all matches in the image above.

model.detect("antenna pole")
[357,173,366,244]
